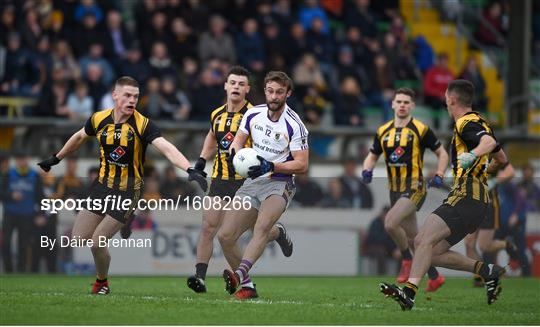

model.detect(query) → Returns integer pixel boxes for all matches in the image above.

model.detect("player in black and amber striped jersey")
[208,98,253,180]
[380,80,510,310]
[187,67,291,296]
[84,107,156,191]
[362,88,449,292]
[37,76,207,296]
[446,111,499,204]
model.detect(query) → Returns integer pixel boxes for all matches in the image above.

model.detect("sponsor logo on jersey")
[390,146,405,162]
[220,132,235,148]
[110,146,126,161]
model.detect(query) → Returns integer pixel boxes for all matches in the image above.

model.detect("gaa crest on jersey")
[110,146,126,161]
[274,132,281,141]
[390,146,405,162]
[220,132,235,148]
[126,129,134,141]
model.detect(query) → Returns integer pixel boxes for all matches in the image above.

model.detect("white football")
[233,148,260,178]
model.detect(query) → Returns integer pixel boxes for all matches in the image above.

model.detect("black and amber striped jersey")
[370,118,441,192]
[445,111,500,205]
[84,109,161,191]
[210,101,252,180]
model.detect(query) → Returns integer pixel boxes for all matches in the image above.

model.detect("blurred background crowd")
[1,151,539,276]
[2,0,537,127]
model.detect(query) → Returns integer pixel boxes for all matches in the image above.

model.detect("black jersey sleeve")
[370,133,383,155]
[84,116,95,136]
[490,129,501,153]
[460,121,492,149]
[143,120,162,144]
[420,127,441,151]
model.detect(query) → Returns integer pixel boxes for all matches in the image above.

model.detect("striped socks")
[235,259,253,286]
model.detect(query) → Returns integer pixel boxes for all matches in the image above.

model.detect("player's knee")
[413,234,430,249]
[217,230,234,247]
[90,242,101,254]
[200,220,218,238]
[90,236,107,253]
[384,218,398,234]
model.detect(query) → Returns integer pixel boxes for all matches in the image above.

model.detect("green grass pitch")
[1,275,539,325]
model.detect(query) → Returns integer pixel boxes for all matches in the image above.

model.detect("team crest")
[220,132,235,148]
[390,147,405,162]
[110,146,126,161]
[274,133,281,141]
[125,129,134,141]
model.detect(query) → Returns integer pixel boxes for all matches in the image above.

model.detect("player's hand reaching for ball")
[187,168,208,192]
[248,156,274,179]
[37,155,60,172]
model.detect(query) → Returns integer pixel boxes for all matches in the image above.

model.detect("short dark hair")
[227,65,251,80]
[394,87,416,102]
[264,71,293,91]
[115,76,139,88]
[447,79,475,107]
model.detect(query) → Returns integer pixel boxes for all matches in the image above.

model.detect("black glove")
[247,155,274,179]
[361,169,373,184]
[428,174,444,188]
[194,157,206,172]
[37,155,60,172]
[187,168,208,192]
[227,148,236,174]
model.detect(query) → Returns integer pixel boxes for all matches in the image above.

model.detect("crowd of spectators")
[0,0,508,129]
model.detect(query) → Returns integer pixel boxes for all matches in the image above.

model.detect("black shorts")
[433,197,488,246]
[479,191,500,230]
[389,188,426,211]
[87,181,140,223]
[208,178,245,198]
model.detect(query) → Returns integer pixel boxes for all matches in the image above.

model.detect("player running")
[219,71,308,299]
[380,80,509,310]
[362,88,448,292]
[186,66,293,293]
[37,76,207,295]
[464,162,518,286]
